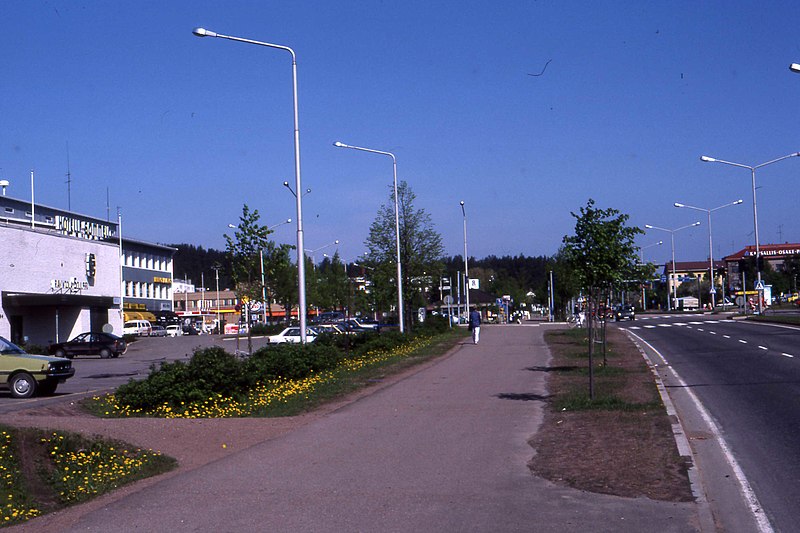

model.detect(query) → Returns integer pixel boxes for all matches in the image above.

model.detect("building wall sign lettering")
[744,248,800,257]
[51,277,89,293]
[153,276,172,284]
[54,215,113,241]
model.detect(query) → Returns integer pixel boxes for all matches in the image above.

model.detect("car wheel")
[38,381,58,396]
[112,351,120,358]
[9,373,36,399]
[99,348,112,359]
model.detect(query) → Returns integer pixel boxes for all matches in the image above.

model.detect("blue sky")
[3,1,800,267]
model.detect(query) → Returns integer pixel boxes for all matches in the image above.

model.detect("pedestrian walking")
[468,307,481,344]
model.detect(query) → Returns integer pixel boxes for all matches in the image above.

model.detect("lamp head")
[460,200,465,206]
[674,202,685,208]
[283,181,290,188]
[645,224,654,229]
[700,156,716,162]
[333,141,346,148]
[192,27,217,38]
[228,224,237,229]
[692,221,701,227]
[657,240,663,245]
[334,240,340,245]
[286,218,292,223]
[791,63,800,73]
[734,199,743,205]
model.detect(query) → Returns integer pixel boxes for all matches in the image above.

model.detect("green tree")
[365,181,444,330]
[225,205,273,351]
[562,199,643,398]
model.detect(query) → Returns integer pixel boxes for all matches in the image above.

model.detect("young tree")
[225,204,273,352]
[562,198,643,398]
[365,181,444,330]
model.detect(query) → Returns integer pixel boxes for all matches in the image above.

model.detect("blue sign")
[660,275,667,283]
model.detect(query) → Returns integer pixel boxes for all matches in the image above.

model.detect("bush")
[414,315,450,335]
[115,347,245,410]
[243,343,343,383]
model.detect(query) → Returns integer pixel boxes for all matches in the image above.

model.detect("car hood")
[7,352,64,364]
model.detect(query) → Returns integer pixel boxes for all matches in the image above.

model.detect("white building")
[0,196,174,346]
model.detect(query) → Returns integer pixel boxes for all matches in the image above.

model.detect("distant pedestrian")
[468,307,481,344]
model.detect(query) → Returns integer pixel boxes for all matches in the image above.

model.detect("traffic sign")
[755,280,765,290]
[709,288,716,294]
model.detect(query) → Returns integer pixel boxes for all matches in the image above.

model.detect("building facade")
[0,196,174,346]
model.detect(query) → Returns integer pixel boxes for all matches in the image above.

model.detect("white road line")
[723,335,731,339]
[625,331,774,533]
[782,353,795,358]
[739,339,748,344]
[709,331,717,335]
[658,324,672,327]
[697,328,705,332]
[674,322,688,326]
[627,326,641,330]
[758,346,768,351]
[644,325,656,329]
[689,321,703,325]
[706,320,719,324]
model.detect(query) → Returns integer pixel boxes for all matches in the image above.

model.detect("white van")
[123,320,152,336]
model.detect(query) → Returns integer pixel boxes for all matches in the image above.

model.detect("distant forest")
[172,243,553,304]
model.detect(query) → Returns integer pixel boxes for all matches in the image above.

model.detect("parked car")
[123,320,152,336]
[1,336,75,398]
[166,325,183,337]
[182,324,200,336]
[614,305,635,321]
[267,327,317,344]
[49,332,127,359]
[149,325,168,337]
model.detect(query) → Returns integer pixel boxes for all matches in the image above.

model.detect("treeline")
[173,244,554,306]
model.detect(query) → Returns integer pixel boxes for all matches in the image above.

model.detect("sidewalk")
[33,324,700,532]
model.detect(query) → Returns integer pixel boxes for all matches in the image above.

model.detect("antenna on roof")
[65,141,72,211]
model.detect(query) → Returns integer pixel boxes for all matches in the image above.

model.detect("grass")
[0,425,176,527]
[746,313,800,326]
[529,323,693,501]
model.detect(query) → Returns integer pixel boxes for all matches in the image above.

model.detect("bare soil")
[528,324,694,502]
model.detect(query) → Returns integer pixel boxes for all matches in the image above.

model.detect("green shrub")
[414,315,450,335]
[244,343,343,383]
[115,347,245,410]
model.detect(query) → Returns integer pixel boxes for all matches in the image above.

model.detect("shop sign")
[153,276,172,284]
[51,277,89,293]
[54,215,113,241]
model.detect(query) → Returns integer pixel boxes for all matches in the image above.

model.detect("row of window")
[123,250,171,272]
[124,281,171,300]
[176,298,237,310]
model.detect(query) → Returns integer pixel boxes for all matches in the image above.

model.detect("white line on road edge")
[626,330,774,533]
[758,346,768,351]
[782,353,794,358]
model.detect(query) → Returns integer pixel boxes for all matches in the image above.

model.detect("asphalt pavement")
[52,323,700,533]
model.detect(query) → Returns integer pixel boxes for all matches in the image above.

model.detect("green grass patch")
[0,424,175,527]
[746,314,800,326]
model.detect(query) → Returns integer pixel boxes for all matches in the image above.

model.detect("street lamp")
[304,240,340,265]
[283,181,311,197]
[211,263,222,334]
[674,200,743,308]
[459,201,470,318]
[639,240,663,311]
[193,27,309,342]
[700,152,800,314]
[645,222,701,311]
[790,63,800,73]
[333,141,405,333]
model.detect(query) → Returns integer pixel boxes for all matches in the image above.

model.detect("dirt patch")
[529,324,694,502]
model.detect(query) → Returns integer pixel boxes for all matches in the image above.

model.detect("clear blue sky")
[3,1,800,267]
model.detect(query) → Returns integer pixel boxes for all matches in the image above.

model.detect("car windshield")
[0,336,27,355]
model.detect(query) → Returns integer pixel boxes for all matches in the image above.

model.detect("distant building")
[722,243,800,288]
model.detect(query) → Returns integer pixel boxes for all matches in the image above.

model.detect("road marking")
[782,353,795,358]
[706,320,720,324]
[709,331,717,335]
[627,326,641,330]
[689,321,704,325]
[697,328,705,332]
[758,346,768,351]
[644,325,656,329]
[739,339,747,344]
[625,331,774,533]
[658,324,672,327]
[723,335,731,339]
[674,322,688,326]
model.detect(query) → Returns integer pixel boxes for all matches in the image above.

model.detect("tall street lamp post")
[645,222,701,311]
[701,152,799,314]
[674,200,743,308]
[639,240,663,311]
[333,141,404,333]
[193,27,309,342]
[459,201,470,316]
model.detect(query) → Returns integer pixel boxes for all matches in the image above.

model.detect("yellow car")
[0,336,75,398]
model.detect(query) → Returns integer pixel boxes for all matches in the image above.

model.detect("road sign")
[755,280,765,290]
[660,274,667,283]
[709,288,717,294]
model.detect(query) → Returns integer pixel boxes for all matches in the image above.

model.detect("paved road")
[52,324,698,533]
[619,314,800,533]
